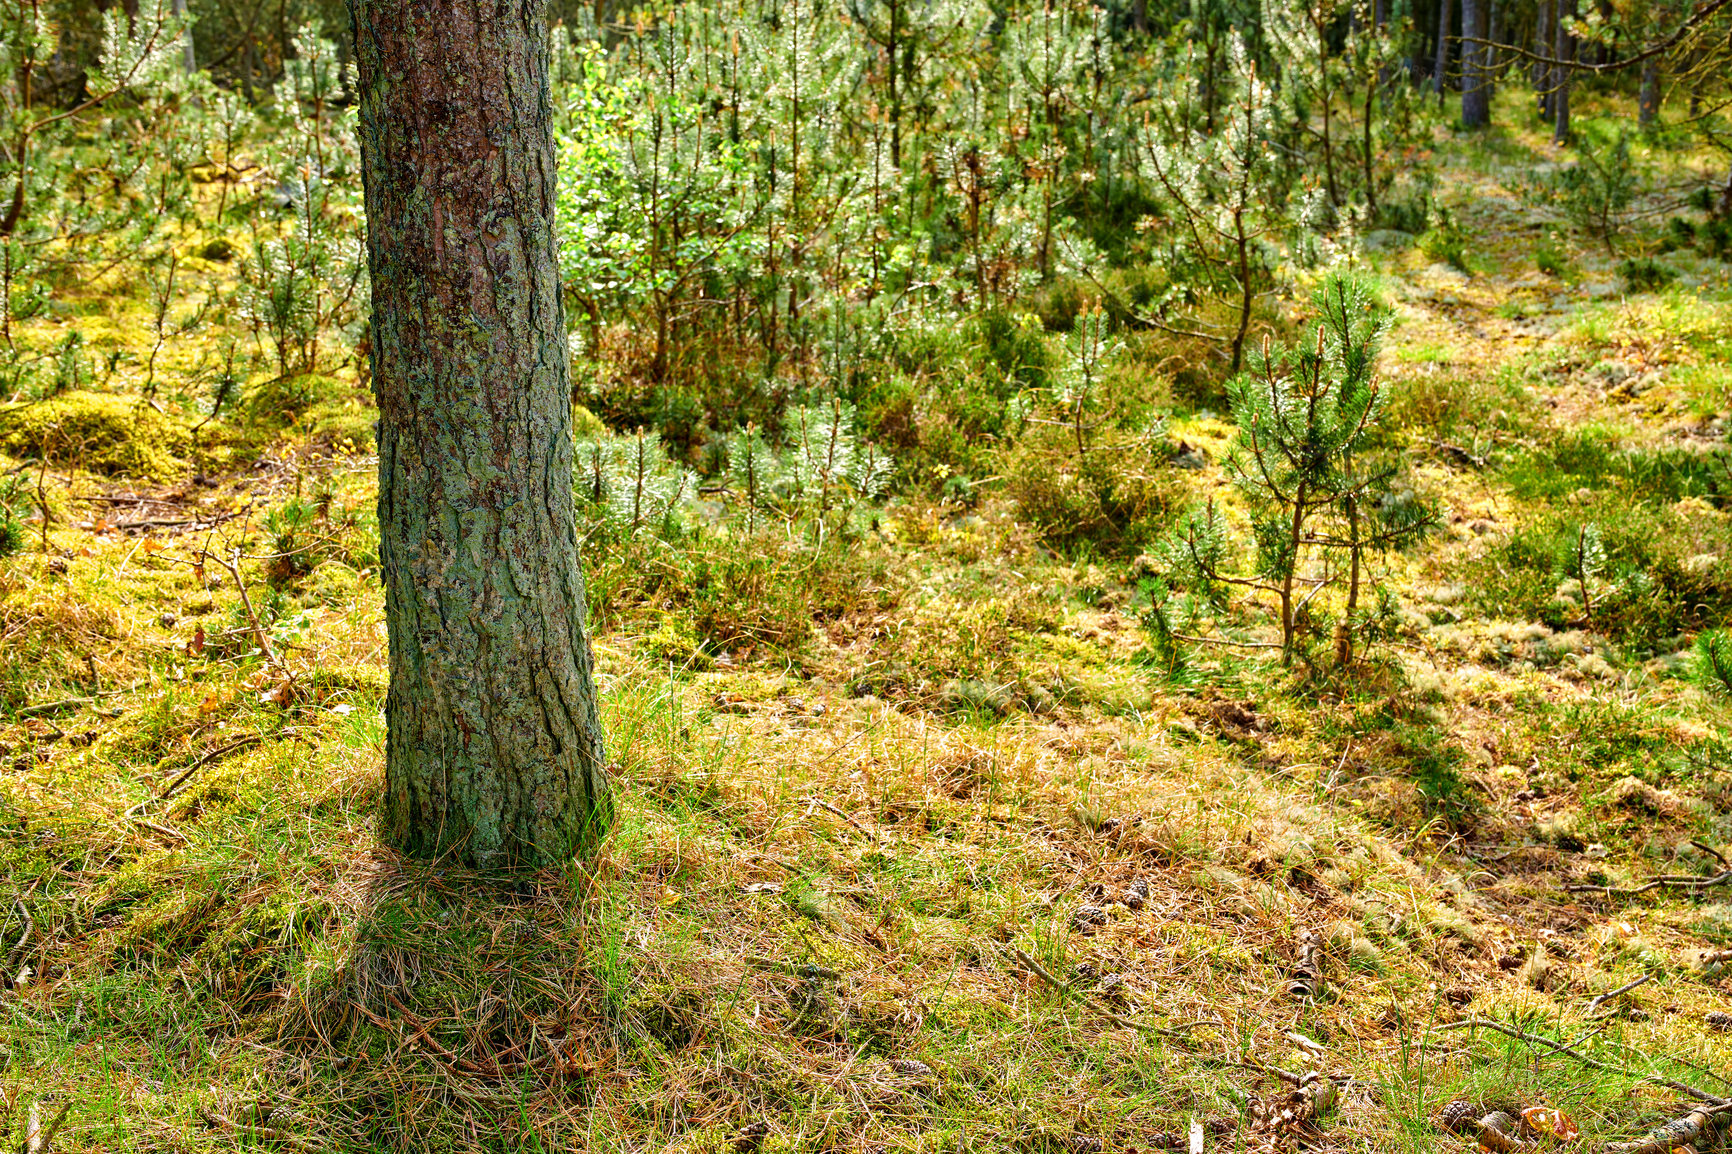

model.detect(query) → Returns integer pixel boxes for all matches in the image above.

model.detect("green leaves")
[1226,273,1390,508]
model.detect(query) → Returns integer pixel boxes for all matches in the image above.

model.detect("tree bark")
[347,0,611,869]
[1552,0,1575,144]
[1433,0,1454,97]
[1485,0,1502,76]
[1638,59,1660,126]
[1534,0,1552,116]
[172,0,196,73]
[1461,0,1490,126]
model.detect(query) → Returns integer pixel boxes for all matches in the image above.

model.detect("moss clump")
[303,396,377,452]
[0,390,191,479]
[573,403,606,439]
[245,373,351,427]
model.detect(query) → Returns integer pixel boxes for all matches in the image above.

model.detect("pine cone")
[1707,1010,1732,1030]
[732,1120,770,1154]
[887,1058,935,1079]
[1440,1100,1483,1134]
[1477,1111,1525,1153]
[1071,904,1110,932]
[1124,876,1150,909]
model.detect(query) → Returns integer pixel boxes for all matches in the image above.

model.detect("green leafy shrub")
[1000,307,1175,555]
[1504,429,1728,503]
[0,475,26,558]
[244,374,351,428]
[1531,132,1643,252]
[1467,506,1732,646]
[573,411,898,650]
[1419,221,1471,272]
[1535,237,1573,278]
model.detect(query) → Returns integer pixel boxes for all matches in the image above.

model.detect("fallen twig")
[1586,974,1654,1016]
[216,547,284,674]
[17,693,119,716]
[1434,1019,1725,1104]
[156,735,264,800]
[744,955,840,980]
[1565,870,1732,898]
[350,999,505,1098]
[198,1107,320,1152]
[1288,930,1324,999]
[137,819,187,842]
[808,798,878,843]
[1610,1101,1732,1154]
[1429,439,1487,469]
[383,992,512,1078]
[4,899,32,988]
[1692,840,1730,869]
[24,1098,73,1154]
[1013,947,1203,1039]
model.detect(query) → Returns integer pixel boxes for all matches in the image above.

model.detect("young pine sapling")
[1154,274,1435,668]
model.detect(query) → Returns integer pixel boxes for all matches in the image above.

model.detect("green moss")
[303,396,377,452]
[573,402,606,439]
[0,390,191,479]
[244,373,351,427]
[636,617,710,669]
[304,662,389,699]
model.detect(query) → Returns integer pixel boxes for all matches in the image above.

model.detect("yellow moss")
[573,403,606,438]
[244,374,352,426]
[303,396,377,452]
[0,391,191,479]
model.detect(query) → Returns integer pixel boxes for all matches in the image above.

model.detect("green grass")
[11,89,1732,1154]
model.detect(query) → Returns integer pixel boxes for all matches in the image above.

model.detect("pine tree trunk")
[172,0,195,72]
[1461,0,1489,127]
[1486,0,1502,76]
[1552,0,1574,145]
[347,0,611,869]
[1533,0,1552,116]
[1638,60,1660,126]
[1433,0,1453,97]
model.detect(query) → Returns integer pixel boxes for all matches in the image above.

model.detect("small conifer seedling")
[1152,273,1436,669]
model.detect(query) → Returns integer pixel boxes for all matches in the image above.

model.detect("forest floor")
[5,94,1732,1153]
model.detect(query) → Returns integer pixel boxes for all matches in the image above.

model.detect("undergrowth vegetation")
[5,0,1732,1151]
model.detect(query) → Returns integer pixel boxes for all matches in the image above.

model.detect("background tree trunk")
[1638,59,1660,126]
[1534,0,1553,117]
[1485,0,1503,76]
[347,0,611,870]
[1433,0,1454,96]
[172,0,195,73]
[1461,0,1490,126]
[1552,0,1575,144]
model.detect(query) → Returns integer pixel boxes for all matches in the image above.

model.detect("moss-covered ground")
[5,91,1732,1152]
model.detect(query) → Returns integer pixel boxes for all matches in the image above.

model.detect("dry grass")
[6,91,1732,1154]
